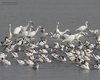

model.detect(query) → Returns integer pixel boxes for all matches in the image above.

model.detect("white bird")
[1,37,12,46]
[89,29,100,36]
[62,32,86,43]
[22,20,32,31]
[13,25,23,35]
[5,44,16,52]
[51,53,66,62]
[16,59,25,66]
[40,54,52,63]
[45,57,52,63]
[93,54,100,61]
[58,29,70,35]
[55,22,70,35]
[36,55,44,62]
[24,59,34,66]
[0,52,7,60]
[29,55,35,60]
[44,44,49,49]
[65,52,74,57]
[28,43,38,49]
[55,21,60,34]
[80,61,90,70]
[59,56,67,62]
[40,49,48,54]
[50,22,61,39]
[2,59,11,65]
[83,56,90,61]
[21,30,29,37]
[51,22,69,39]
[59,44,65,51]
[28,26,41,37]
[74,32,85,40]
[21,21,33,36]
[65,52,76,61]
[96,35,100,42]
[11,52,18,58]
[94,63,100,69]
[88,44,95,49]
[40,27,49,38]
[36,41,46,46]
[62,34,75,43]
[76,21,88,32]
[16,39,23,46]
[25,52,33,57]
[32,49,38,54]
[50,32,61,39]
[53,42,60,49]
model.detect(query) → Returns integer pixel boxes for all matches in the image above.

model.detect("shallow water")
[0,62,100,80]
[0,0,100,80]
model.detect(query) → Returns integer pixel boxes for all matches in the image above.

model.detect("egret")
[20,21,33,36]
[76,21,88,32]
[62,32,86,43]
[22,20,32,31]
[89,29,100,36]
[56,22,70,35]
[62,34,75,43]
[28,26,41,37]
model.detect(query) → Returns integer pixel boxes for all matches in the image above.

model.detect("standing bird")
[20,21,33,37]
[55,21,70,35]
[75,21,88,32]
[22,20,32,31]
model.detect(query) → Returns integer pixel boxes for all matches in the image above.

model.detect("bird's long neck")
[56,23,59,29]
[9,24,12,39]
[25,21,30,30]
[55,22,59,32]
[63,29,69,34]
[35,26,40,33]
[85,23,88,27]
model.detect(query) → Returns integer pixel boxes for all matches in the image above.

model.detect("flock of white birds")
[0,20,100,70]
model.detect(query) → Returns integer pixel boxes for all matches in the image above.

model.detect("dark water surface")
[0,0,100,80]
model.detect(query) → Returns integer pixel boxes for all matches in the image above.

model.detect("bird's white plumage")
[76,21,88,32]
[13,25,23,34]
